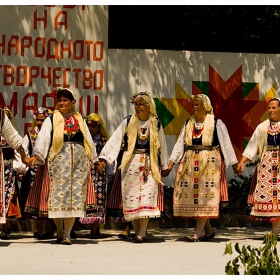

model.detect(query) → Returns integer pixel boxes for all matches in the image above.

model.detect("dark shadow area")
[109,5,280,54]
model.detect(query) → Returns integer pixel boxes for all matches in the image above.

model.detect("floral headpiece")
[33,107,51,119]
[50,87,62,98]
[129,91,151,104]
[87,119,100,126]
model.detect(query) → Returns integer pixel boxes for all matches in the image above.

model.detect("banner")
[0,5,108,135]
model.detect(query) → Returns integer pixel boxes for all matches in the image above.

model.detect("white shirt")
[0,113,25,173]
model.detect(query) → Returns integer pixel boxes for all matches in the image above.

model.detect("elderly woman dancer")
[238,97,280,239]
[30,87,99,245]
[99,91,169,243]
[167,94,238,242]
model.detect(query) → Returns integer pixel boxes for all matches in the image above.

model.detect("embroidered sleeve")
[242,124,261,162]
[158,124,169,169]
[32,117,52,164]
[216,119,238,168]
[169,124,186,164]
[0,114,23,150]
[99,119,127,165]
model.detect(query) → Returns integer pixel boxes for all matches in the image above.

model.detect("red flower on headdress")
[50,86,63,98]
[50,89,57,98]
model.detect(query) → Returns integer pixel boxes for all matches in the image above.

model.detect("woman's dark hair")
[57,89,74,101]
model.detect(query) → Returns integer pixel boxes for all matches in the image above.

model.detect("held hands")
[161,162,174,177]
[94,163,104,174]
[161,169,170,177]
[17,146,32,167]
[232,162,245,175]
[94,160,107,174]
[22,155,32,167]
[233,156,248,175]
[29,156,37,167]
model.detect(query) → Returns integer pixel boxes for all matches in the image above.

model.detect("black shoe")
[40,232,54,239]
[118,233,132,239]
[128,233,136,239]
[33,231,41,239]
[89,234,99,239]
[70,230,76,239]
[89,229,100,239]
[56,237,63,244]
[0,231,10,240]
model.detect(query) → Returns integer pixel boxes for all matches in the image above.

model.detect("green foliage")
[227,174,252,206]
[224,233,280,275]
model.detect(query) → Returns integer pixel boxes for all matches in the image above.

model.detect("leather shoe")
[61,238,72,245]
[132,235,145,243]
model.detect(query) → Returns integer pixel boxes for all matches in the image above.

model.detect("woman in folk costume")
[21,107,55,240]
[79,113,115,239]
[30,87,99,245]
[0,107,30,239]
[99,91,169,243]
[167,94,238,242]
[238,97,280,239]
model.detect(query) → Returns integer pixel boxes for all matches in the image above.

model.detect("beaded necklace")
[192,122,204,139]
[268,121,280,145]
[268,121,280,133]
[63,113,79,136]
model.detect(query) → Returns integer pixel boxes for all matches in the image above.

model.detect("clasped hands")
[161,169,170,177]
[232,162,245,175]
[21,155,33,167]
[94,159,107,174]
